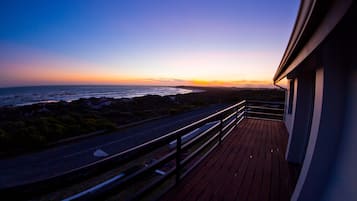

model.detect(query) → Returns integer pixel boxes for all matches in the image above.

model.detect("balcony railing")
[0,100,284,201]
[246,100,285,121]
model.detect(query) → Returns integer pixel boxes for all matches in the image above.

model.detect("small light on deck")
[249,155,253,159]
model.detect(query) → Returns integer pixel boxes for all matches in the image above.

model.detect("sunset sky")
[0,0,299,87]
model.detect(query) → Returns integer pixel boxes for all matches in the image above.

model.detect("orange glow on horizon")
[190,79,273,88]
[0,44,276,88]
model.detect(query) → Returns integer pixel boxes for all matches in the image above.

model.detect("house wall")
[285,71,315,164]
[290,5,356,200]
[292,52,347,201]
[321,59,357,201]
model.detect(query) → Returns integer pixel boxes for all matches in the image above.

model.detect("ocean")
[0,85,197,107]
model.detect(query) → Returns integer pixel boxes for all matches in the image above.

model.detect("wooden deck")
[161,118,299,201]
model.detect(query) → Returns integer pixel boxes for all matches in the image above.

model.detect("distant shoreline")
[0,85,199,107]
[0,88,284,157]
[0,84,276,108]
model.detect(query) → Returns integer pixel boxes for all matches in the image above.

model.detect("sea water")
[0,85,196,107]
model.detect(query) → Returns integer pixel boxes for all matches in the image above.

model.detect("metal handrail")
[246,100,285,105]
[245,101,285,121]
[0,101,245,199]
[247,106,284,111]
[247,111,284,117]
[1,100,285,200]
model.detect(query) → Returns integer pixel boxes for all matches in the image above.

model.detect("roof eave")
[273,0,353,83]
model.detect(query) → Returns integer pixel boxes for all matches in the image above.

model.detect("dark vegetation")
[0,87,284,156]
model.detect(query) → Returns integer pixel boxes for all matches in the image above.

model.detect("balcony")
[1,100,300,201]
[161,118,299,201]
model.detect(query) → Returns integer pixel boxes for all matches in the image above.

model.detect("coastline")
[0,87,284,157]
[0,85,195,107]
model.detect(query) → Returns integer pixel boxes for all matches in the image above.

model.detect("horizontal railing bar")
[247,111,284,117]
[216,100,246,115]
[90,150,177,200]
[63,173,126,201]
[145,100,244,149]
[236,111,245,120]
[181,122,220,151]
[221,113,243,145]
[246,100,284,105]
[246,116,283,122]
[247,106,284,111]
[181,132,220,167]
[237,105,245,113]
[237,116,244,125]
[222,121,237,141]
[223,111,237,123]
[131,168,176,201]
[180,141,219,179]
[222,118,236,133]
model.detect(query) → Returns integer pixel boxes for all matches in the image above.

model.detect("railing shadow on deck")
[0,100,285,201]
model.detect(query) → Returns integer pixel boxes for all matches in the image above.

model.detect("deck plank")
[211,119,255,201]
[160,119,297,201]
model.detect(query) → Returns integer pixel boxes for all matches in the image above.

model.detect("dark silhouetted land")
[0,87,284,157]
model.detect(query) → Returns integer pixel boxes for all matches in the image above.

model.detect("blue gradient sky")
[0,0,299,87]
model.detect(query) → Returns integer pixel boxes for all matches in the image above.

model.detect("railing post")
[244,101,248,119]
[175,134,182,184]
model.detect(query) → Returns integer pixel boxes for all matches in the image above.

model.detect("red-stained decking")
[161,118,300,201]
